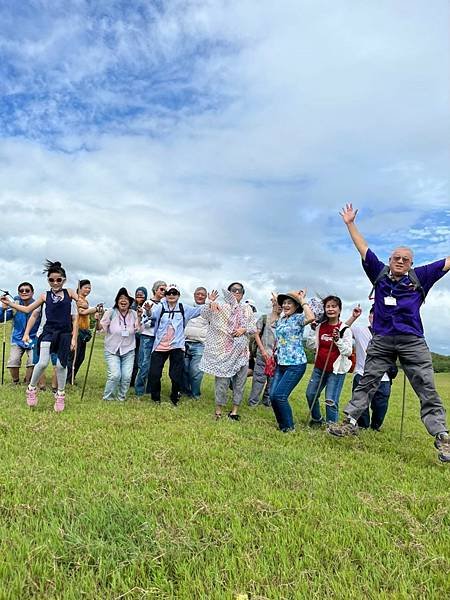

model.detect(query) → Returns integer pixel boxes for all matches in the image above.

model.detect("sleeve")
[414,259,447,295]
[200,302,219,321]
[185,305,202,321]
[335,326,353,357]
[256,315,264,333]
[246,307,257,335]
[100,309,113,332]
[305,326,317,351]
[0,306,13,322]
[362,248,386,284]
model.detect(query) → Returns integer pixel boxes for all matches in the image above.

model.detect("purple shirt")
[363,248,447,337]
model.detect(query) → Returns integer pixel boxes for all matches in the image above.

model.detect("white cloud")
[0,0,449,351]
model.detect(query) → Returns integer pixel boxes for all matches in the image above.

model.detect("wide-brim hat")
[277,291,304,308]
[115,287,135,307]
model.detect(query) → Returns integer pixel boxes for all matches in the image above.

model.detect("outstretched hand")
[1,295,11,308]
[339,203,358,225]
[208,289,219,302]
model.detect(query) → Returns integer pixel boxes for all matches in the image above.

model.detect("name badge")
[121,330,130,337]
[384,296,397,306]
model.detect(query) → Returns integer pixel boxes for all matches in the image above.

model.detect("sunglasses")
[19,288,32,293]
[165,290,179,296]
[230,287,243,293]
[158,287,166,291]
[48,277,63,283]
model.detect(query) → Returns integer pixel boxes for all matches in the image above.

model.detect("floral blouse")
[275,313,307,366]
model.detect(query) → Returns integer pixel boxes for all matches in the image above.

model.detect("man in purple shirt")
[328,203,450,463]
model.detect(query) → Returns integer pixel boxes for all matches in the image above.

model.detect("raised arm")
[345,304,362,327]
[2,293,45,314]
[339,203,369,260]
[297,289,315,325]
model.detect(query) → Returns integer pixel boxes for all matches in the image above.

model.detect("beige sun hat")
[277,291,305,308]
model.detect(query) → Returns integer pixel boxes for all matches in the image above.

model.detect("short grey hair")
[194,286,207,294]
[390,247,414,259]
[152,280,167,294]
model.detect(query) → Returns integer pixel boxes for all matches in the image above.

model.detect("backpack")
[369,265,426,301]
[156,303,185,331]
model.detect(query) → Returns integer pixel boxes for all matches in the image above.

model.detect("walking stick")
[399,370,406,440]
[1,289,12,385]
[80,323,99,401]
[1,309,6,385]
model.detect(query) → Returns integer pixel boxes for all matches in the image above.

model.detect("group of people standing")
[1,204,449,463]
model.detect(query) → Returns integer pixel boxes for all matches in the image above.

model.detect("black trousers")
[150,348,185,403]
[67,332,88,382]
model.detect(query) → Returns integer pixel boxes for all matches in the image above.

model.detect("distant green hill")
[431,352,450,372]
[305,347,450,372]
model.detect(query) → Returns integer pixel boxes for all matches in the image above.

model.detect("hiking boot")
[54,391,65,412]
[26,386,38,407]
[434,433,450,463]
[228,412,241,421]
[328,417,359,437]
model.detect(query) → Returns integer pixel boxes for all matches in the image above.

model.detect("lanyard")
[119,311,128,329]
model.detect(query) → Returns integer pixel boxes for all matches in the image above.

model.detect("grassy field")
[0,332,449,599]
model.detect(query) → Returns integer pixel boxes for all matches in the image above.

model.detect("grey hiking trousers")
[344,334,447,436]
[215,365,248,407]
[248,353,271,406]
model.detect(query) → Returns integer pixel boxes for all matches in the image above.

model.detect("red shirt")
[315,322,341,372]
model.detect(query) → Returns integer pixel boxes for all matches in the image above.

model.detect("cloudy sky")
[0,0,449,352]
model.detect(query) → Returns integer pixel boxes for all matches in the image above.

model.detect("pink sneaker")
[54,391,65,412]
[26,386,38,407]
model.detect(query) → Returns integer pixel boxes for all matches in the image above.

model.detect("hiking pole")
[399,370,406,440]
[0,290,12,385]
[306,341,334,424]
[80,324,98,401]
[1,309,6,385]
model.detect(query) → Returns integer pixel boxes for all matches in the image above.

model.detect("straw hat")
[277,291,305,308]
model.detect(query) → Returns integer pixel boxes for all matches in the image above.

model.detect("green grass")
[0,334,449,599]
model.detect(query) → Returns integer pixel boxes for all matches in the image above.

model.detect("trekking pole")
[306,341,334,424]
[1,309,6,385]
[0,290,12,385]
[399,370,406,440]
[80,324,98,401]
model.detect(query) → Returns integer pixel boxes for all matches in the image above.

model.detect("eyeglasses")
[230,287,243,293]
[48,277,63,283]
[19,288,32,293]
[165,290,179,296]
[158,287,166,291]
[391,255,411,264]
